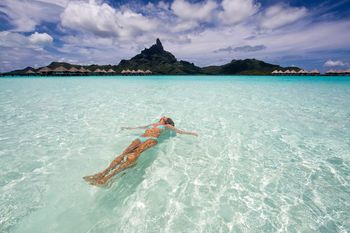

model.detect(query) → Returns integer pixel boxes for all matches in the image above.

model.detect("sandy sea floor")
[0,76,350,233]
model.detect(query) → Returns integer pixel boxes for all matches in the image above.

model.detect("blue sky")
[0,0,349,72]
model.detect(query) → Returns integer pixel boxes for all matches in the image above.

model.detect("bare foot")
[88,177,109,187]
[83,175,94,182]
[83,172,104,182]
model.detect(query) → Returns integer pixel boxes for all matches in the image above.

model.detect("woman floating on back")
[83,116,198,186]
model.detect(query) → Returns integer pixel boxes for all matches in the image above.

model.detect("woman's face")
[159,116,167,124]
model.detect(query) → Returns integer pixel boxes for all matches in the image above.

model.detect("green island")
[2,39,349,76]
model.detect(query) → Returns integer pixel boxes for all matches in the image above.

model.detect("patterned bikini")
[137,125,165,143]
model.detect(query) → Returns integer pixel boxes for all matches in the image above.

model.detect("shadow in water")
[94,132,176,209]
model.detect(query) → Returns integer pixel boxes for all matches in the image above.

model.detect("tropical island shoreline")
[2,39,349,77]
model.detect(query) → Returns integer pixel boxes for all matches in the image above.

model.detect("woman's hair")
[165,118,175,126]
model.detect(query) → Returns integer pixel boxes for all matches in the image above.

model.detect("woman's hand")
[190,132,199,136]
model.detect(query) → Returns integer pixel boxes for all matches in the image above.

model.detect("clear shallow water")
[0,76,349,233]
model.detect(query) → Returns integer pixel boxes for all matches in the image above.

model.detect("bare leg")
[83,139,141,182]
[90,139,157,186]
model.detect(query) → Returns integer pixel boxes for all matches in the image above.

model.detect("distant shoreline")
[1,74,349,78]
[3,39,349,76]
[4,39,349,76]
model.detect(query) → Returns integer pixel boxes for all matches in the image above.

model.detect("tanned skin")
[83,117,198,186]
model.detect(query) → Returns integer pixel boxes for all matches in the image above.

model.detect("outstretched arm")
[166,125,198,136]
[121,124,152,130]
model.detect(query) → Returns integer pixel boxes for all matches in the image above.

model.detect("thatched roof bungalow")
[78,67,88,73]
[136,69,144,74]
[38,67,51,73]
[25,69,36,74]
[68,67,79,73]
[52,66,68,73]
[310,69,320,75]
[326,69,336,74]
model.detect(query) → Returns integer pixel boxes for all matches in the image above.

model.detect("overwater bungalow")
[25,69,36,75]
[78,67,88,74]
[298,70,307,75]
[310,69,320,75]
[272,69,311,76]
[68,67,79,73]
[38,67,51,74]
[326,69,350,76]
[120,69,152,75]
[107,69,115,74]
[326,69,336,75]
[93,68,103,73]
[52,66,68,75]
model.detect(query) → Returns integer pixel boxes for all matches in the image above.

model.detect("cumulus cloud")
[214,44,266,53]
[0,0,64,32]
[218,0,260,24]
[171,21,199,32]
[0,31,52,47]
[324,59,347,67]
[171,0,217,22]
[260,5,307,30]
[0,31,56,72]
[29,32,53,45]
[0,31,28,48]
[60,0,157,39]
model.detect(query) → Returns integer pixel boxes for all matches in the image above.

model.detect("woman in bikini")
[83,116,198,186]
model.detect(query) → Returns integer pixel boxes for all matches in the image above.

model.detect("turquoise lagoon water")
[0,76,349,233]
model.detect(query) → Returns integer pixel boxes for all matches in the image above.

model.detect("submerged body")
[83,117,197,186]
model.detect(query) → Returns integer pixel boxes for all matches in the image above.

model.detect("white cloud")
[60,0,157,39]
[0,0,64,32]
[260,5,307,30]
[0,31,28,48]
[218,0,260,25]
[171,0,217,22]
[171,21,199,32]
[0,31,52,48]
[29,32,53,45]
[157,1,170,11]
[60,1,120,37]
[324,59,347,67]
[0,31,56,72]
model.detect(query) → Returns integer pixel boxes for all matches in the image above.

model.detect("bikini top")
[147,124,165,130]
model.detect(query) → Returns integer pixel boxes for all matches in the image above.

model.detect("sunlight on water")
[0,76,350,233]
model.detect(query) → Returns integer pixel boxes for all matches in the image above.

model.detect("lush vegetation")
[4,39,300,75]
